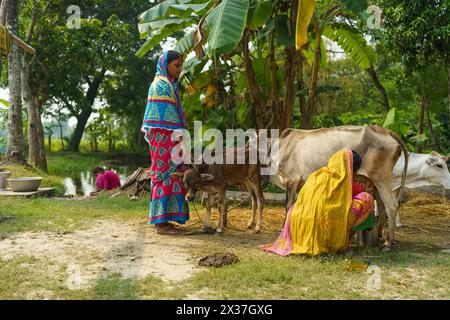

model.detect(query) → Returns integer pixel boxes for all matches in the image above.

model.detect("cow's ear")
[200,174,215,181]
[170,172,184,179]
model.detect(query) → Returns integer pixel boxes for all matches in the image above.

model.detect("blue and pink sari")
[141,51,189,225]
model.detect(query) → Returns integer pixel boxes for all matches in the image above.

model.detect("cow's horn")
[430,151,440,157]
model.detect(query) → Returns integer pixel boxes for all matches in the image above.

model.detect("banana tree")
[295,0,389,128]
[137,0,276,129]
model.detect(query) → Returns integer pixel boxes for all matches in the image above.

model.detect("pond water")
[63,166,140,196]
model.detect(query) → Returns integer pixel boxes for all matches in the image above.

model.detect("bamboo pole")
[0,23,36,55]
[9,31,35,54]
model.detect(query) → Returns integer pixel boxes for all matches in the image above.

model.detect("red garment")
[352,181,364,196]
[96,170,121,191]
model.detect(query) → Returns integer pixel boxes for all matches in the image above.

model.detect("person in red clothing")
[91,167,121,194]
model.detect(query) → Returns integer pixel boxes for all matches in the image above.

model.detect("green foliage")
[322,24,375,70]
[206,0,250,57]
[313,113,343,128]
[247,0,273,29]
[377,0,449,70]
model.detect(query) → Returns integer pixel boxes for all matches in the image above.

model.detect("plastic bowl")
[6,177,42,192]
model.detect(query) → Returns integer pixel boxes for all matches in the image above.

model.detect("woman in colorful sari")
[261,149,375,256]
[141,50,189,235]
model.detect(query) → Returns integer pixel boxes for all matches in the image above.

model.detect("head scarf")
[141,51,186,141]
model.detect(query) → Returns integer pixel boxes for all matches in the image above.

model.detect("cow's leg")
[376,184,399,250]
[282,181,299,230]
[245,181,257,230]
[374,194,386,239]
[204,193,214,228]
[393,187,404,228]
[286,180,300,212]
[216,192,227,234]
[248,176,265,233]
[396,213,403,228]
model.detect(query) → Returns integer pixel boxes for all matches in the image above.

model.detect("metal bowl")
[6,177,42,192]
[0,171,11,190]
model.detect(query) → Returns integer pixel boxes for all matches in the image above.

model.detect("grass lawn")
[0,193,448,300]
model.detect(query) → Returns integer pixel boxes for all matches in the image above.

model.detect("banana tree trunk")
[281,0,299,131]
[282,46,298,131]
[242,30,264,130]
[268,31,281,129]
[302,19,321,130]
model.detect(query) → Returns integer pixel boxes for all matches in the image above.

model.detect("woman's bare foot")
[155,223,183,235]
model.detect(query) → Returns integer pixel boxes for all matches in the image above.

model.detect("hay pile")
[185,192,449,249]
[396,192,450,247]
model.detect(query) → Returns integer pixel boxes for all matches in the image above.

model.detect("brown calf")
[170,151,265,233]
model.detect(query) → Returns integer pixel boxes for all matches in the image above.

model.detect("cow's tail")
[388,129,409,201]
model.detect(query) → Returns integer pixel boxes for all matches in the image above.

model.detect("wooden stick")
[9,32,36,54]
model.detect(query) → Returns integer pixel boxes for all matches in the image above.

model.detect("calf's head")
[170,169,215,201]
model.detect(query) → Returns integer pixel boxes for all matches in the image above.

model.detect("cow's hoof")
[381,246,392,252]
[202,226,216,234]
[396,223,403,228]
[254,229,261,234]
[215,228,223,235]
[247,223,255,230]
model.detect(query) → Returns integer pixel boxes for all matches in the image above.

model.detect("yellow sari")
[262,149,355,256]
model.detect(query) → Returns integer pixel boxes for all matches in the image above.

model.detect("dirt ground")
[0,192,448,294]
[0,219,204,289]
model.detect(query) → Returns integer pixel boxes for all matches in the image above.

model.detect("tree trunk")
[281,0,299,131]
[298,56,308,128]
[302,19,321,130]
[424,91,441,152]
[417,93,425,153]
[446,57,450,115]
[48,133,51,152]
[282,46,298,131]
[22,53,48,172]
[58,119,64,151]
[367,66,390,113]
[68,70,105,152]
[4,0,25,164]
[69,109,91,152]
[242,30,264,130]
[268,31,281,129]
[108,121,112,153]
[94,136,98,152]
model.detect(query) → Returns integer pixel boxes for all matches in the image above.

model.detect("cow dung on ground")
[198,253,240,267]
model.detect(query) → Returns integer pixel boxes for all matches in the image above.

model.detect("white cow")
[393,151,450,227]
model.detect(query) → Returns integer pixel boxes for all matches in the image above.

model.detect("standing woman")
[141,50,189,235]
